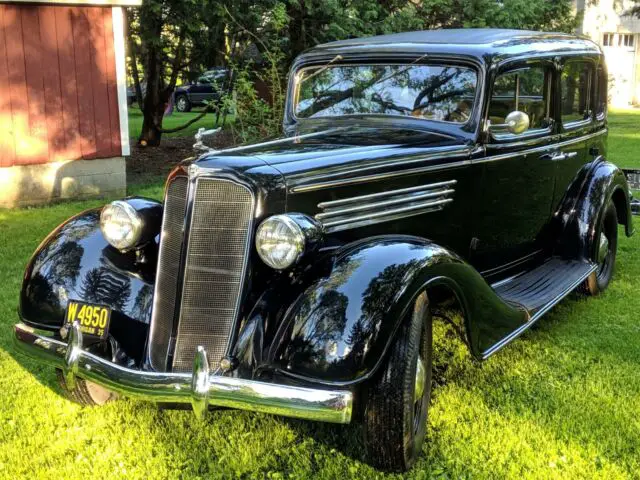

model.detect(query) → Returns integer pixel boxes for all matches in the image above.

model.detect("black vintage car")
[14,29,634,471]
[173,68,229,112]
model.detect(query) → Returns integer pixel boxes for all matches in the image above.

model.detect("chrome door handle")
[544,151,579,161]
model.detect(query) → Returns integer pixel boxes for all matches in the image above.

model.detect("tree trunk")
[139,43,165,146]
[140,103,165,146]
[137,4,166,146]
[287,0,306,61]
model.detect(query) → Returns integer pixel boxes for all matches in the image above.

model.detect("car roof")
[299,28,601,65]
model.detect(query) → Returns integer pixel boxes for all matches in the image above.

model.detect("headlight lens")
[255,215,306,270]
[100,201,144,250]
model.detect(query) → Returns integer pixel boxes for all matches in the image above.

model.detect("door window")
[561,62,592,126]
[488,66,551,133]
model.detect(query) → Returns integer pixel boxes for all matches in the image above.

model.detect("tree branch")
[153,104,216,134]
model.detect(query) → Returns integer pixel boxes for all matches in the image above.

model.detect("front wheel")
[55,369,117,406]
[582,200,618,295]
[362,291,432,472]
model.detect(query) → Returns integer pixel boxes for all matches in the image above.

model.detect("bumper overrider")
[14,322,353,424]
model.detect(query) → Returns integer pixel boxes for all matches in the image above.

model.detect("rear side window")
[595,64,608,121]
[561,62,593,125]
[488,66,551,132]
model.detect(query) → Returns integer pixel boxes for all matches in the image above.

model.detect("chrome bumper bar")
[14,322,352,424]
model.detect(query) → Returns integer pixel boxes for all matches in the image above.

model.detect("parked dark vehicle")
[126,81,147,107]
[14,29,634,472]
[173,68,230,112]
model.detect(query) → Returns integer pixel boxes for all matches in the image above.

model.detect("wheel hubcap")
[597,232,609,265]
[414,355,426,404]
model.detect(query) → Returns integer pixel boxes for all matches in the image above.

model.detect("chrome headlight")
[255,214,322,270]
[100,201,144,251]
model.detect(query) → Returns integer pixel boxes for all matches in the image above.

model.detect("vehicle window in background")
[561,62,592,125]
[488,67,550,131]
[294,64,477,123]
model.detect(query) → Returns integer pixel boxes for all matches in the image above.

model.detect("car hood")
[217,126,466,163]
[194,126,472,192]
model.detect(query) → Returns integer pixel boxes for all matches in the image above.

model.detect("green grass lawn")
[1,111,639,479]
[609,108,640,170]
[128,106,226,142]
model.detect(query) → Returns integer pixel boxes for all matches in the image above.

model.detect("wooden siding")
[0,4,122,167]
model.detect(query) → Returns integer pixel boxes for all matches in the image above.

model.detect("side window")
[595,64,608,121]
[488,66,550,133]
[561,62,592,126]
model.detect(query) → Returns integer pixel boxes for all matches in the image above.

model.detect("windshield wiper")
[298,55,343,84]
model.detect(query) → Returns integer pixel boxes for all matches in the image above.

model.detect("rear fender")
[272,236,528,385]
[555,158,633,260]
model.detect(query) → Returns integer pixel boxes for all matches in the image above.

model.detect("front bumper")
[14,322,353,424]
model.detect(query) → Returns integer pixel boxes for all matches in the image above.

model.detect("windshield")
[294,63,477,124]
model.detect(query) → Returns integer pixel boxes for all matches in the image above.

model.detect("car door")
[190,75,213,104]
[552,56,599,210]
[470,60,558,275]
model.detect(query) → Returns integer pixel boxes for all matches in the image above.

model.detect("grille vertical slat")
[171,178,254,372]
[149,177,188,370]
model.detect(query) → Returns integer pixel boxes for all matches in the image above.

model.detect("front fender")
[19,205,159,365]
[273,236,528,385]
[556,159,633,260]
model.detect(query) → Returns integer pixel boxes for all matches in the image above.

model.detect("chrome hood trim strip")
[316,180,456,232]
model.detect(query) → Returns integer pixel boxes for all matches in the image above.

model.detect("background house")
[575,0,640,107]
[0,0,140,208]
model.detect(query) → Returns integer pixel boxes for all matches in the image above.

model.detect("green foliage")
[227,67,282,143]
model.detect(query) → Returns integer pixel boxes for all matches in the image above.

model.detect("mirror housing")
[489,111,531,135]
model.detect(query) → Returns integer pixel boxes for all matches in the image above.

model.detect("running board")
[482,258,597,359]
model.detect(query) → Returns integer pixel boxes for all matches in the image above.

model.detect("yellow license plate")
[65,301,111,340]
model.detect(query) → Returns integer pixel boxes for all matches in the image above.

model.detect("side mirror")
[490,111,530,135]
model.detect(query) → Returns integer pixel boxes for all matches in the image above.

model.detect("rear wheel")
[362,291,432,471]
[582,200,618,295]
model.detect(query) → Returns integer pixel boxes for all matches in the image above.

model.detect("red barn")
[0,0,140,208]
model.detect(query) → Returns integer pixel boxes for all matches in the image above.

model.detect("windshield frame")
[290,60,481,127]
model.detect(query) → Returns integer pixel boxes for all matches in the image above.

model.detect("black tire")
[362,291,433,472]
[56,369,117,406]
[582,200,618,295]
[175,94,191,113]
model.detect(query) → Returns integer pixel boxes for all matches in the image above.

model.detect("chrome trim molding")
[316,180,456,232]
[478,129,607,165]
[148,176,189,371]
[14,322,353,424]
[289,147,471,193]
[289,127,605,194]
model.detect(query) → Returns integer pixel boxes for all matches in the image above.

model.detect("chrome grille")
[171,178,254,372]
[149,176,188,370]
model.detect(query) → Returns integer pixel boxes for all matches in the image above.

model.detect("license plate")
[65,301,111,340]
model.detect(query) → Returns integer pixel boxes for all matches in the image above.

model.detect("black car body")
[14,29,634,471]
[173,68,229,112]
